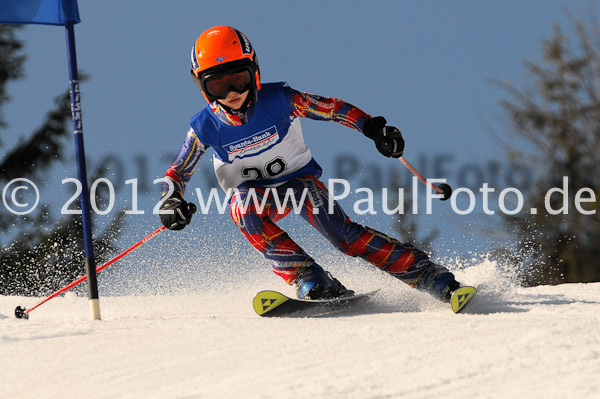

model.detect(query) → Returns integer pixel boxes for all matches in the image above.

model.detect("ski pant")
[229,175,451,293]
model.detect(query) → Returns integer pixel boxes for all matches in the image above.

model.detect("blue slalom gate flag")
[0,0,80,25]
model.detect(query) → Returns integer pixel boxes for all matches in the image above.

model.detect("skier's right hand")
[159,192,196,230]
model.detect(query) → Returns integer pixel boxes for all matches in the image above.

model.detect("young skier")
[159,26,461,302]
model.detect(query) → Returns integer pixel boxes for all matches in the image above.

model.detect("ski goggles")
[201,67,253,100]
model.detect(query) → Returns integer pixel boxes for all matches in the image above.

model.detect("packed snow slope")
[1,260,599,399]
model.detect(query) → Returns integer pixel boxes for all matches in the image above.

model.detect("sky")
[1,0,595,260]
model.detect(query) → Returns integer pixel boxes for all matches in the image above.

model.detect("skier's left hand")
[362,116,404,158]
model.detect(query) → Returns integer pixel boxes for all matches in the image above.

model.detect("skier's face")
[218,89,249,110]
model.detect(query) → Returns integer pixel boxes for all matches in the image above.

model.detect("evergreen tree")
[497,15,600,285]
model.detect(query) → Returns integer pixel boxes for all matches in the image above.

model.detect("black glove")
[159,192,196,230]
[362,116,405,158]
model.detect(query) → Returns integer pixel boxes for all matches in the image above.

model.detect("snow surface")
[1,260,599,399]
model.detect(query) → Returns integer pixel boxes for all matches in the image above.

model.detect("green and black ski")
[253,290,379,317]
[253,286,476,317]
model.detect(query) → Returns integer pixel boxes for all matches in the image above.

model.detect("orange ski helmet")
[190,26,261,104]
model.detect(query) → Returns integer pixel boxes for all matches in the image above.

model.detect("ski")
[253,290,379,317]
[253,286,476,316]
[450,286,477,313]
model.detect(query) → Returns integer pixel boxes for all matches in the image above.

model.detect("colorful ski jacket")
[163,82,371,196]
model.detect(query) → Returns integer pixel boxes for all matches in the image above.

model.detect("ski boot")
[295,264,354,300]
[407,262,461,302]
[433,273,461,303]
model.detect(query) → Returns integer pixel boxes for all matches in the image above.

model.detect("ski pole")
[14,225,167,319]
[399,156,452,201]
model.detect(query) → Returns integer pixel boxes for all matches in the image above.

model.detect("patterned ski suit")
[163,82,453,297]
